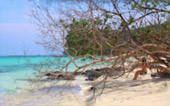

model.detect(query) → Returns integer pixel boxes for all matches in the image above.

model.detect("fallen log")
[45,72,75,80]
[45,67,123,81]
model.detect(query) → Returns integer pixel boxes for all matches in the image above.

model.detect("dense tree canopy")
[64,15,119,56]
[51,0,169,57]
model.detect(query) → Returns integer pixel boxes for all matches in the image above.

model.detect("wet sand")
[0,73,170,106]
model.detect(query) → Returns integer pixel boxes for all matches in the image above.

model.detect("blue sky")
[0,0,47,56]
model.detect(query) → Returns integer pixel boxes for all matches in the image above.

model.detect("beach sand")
[0,73,170,106]
[93,74,170,106]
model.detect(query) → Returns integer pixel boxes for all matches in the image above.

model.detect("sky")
[0,0,48,56]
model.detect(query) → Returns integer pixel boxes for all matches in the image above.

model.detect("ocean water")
[0,56,112,94]
[0,56,69,93]
[0,56,91,93]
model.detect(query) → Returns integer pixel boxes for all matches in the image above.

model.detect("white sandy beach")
[0,73,170,106]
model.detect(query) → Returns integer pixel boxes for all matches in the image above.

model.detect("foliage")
[31,0,170,101]
[64,14,119,56]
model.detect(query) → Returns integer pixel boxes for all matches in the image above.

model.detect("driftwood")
[83,67,123,81]
[45,67,123,81]
[151,70,170,78]
[45,72,75,80]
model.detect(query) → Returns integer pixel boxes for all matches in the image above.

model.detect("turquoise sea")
[0,56,112,94]
[0,56,73,93]
[0,56,114,106]
[0,56,93,105]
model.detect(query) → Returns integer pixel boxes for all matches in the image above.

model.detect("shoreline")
[0,73,170,106]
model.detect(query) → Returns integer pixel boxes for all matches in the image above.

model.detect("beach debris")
[151,71,170,78]
[45,72,75,80]
[78,67,123,81]
[45,67,123,81]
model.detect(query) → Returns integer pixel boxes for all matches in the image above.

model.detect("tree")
[30,0,170,101]
[65,16,118,56]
